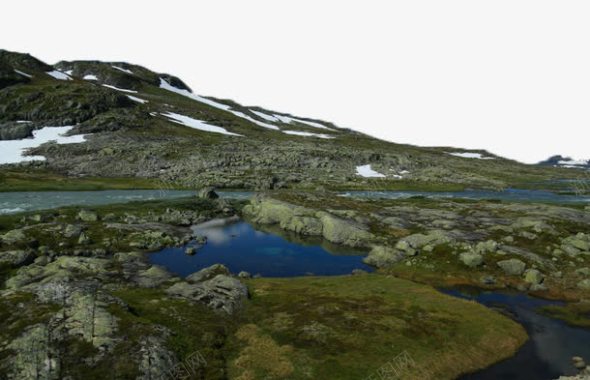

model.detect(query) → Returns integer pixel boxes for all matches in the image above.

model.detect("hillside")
[0,49,581,191]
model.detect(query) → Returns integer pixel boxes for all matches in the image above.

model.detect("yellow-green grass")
[229,274,527,380]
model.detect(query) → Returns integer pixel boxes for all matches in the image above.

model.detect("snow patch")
[14,69,32,78]
[231,111,279,130]
[160,78,231,110]
[356,165,386,178]
[102,84,138,94]
[558,158,589,166]
[127,95,148,104]
[282,130,333,139]
[274,114,334,130]
[0,127,86,165]
[83,74,98,81]
[112,65,134,75]
[64,70,74,75]
[250,110,279,123]
[46,70,72,81]
[160,78,280,131]
[160,112,241,136]
[448,152,494,160]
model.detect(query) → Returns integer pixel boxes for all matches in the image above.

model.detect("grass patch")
[232,274,527,380]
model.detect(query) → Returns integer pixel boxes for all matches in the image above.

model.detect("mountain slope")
[538,155,590,170]
[0,49,581,190]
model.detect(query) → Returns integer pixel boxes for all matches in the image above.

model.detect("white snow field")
[355,164,386,178]
[0,127,86,164]
[160,112,242,136]
[46,70,72,80]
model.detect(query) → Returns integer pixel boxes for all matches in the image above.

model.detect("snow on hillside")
[356,164,386,178]
[46,70,72,80]
[448,152,494,160]
[102,84,138,94]
[282,131,333,139]
[160,112,242,136]
[0,127,86,164]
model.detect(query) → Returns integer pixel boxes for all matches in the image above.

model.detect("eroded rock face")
[166,274,248,315]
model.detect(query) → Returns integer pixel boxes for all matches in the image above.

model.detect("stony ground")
[0,194,540,380]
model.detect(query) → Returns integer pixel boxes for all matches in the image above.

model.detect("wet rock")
[497,258,526,276]
[185,247,197,255]
[187,264,230,283]
[77,210,99,222]
[198,187,219,199]
[0,250,35,267]
[460,252,484,268]
[166,274,248,314]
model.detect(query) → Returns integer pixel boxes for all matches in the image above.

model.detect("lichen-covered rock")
[186,264,230,283]
[1,228,27,244]
[0,250,35,267]
[523,269,544,285]
[136,335,178,380]
[578,279,590,290]
[133,265,173,288]
[77,210,99,222]
[363,245,406,267]
[166,274,248,314]
[316,211,373,247]
[474,240,499,254]
[6,323,62,380]
[497,258,527,276]
[459,252,484,268]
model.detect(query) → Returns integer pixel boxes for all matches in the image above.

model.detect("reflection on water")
[442,288,590,379]
[149,221,372,277]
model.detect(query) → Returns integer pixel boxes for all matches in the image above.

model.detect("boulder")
[133,266,173,288]
[1,228,27,245]
[497,258,526,276]
[198,187,219,199]
[523,269,544,285]
[474,240,498,254]
[363,245,406,268]
[316,211,373,247]
[238,271,251,279]
[166,274,248,314]
[578,279,590,290]
[63,224,83,238]
[459,252,484,268]
[186,264,230,283]
[77,210,99,222]
[0,250,35,267]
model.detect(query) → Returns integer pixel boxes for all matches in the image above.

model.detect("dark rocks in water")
[198,187,219,199]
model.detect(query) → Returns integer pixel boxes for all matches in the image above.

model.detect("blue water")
[343,188,590,204]
[149,221,372,277]
[0,190,253,214]
[442,288,590,379]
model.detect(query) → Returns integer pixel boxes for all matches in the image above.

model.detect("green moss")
[232,274,527,380]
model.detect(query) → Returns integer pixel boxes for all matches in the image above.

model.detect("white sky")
[2,0,589,163]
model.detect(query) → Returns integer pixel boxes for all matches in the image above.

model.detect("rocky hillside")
[0,49,579,190]
[539,155,590,170]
